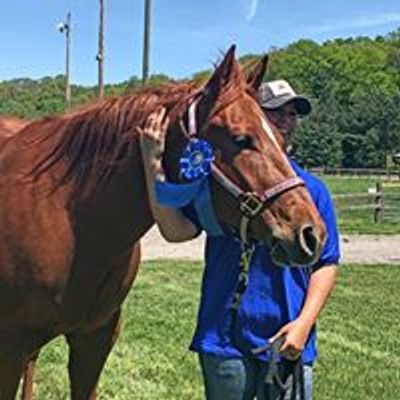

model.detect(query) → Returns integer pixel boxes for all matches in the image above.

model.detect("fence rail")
[332,182,400,223]
[310,167,400,180]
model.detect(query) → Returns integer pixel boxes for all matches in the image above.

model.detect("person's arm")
[140,107,199,242]
[271,172,341,360]
[270,265,337,359]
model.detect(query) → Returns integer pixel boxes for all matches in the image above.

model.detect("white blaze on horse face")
[260,115,294,172]
[260,115,280,149]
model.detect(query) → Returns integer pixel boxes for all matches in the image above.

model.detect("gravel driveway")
[141,227,400,265]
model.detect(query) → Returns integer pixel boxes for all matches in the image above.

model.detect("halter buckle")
[239,192,264,218]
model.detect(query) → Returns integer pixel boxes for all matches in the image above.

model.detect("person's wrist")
[150,158,163,169]
[297,314,315,331]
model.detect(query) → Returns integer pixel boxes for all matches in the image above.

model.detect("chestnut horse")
[0,116,27,144]
[0,46,326,399]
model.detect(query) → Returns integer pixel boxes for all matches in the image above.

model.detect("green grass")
[316,263,400,399]
[322,176,378,194]
[22,260,400,399]
[321,177,400,234]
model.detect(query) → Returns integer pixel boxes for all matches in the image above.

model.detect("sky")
[1,1,400,86]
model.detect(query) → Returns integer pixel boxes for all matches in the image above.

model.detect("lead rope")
[252,337,305,400]
[231,240,305,400]
[230,243,255,311]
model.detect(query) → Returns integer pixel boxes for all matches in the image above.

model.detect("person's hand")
[269,318,312,361]
[139,107,169,163]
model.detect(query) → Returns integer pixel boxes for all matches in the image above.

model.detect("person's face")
[264,102,299,153]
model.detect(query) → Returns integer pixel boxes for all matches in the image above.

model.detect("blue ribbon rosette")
[155,137,223,236]
[179,138,214,181]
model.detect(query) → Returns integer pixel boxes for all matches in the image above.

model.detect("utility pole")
[142,0,151,85]
[97,0,105,98]
[57,12,72,108]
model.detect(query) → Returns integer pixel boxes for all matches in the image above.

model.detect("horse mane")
[27,59,252,197]
[28,81,199,195]
[0,116,27,136]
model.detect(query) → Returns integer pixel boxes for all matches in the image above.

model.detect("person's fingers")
[144,118,159,137]
[279,338,302,360]
[277,336,291,355]
[282,349,301,361]
[146,108,167,130]
[144,114,154,131]
[284,346,301,360]
[157,106,166,121]
[150,107,165,124]
[154,109,168,135]
[269,326,287,344]
[161,114,170,132]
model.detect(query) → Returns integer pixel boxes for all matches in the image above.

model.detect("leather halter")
[186,99,305,245]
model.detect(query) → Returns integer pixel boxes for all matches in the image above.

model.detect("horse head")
[164,46,326,267]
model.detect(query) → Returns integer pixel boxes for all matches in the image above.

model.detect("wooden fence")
[309,167,400,181]
[332,182,400,223]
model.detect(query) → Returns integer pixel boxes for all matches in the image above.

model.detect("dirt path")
[141,227,400,265]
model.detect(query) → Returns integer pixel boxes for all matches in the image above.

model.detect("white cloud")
[241,0,259,22]
[311,12,400,34]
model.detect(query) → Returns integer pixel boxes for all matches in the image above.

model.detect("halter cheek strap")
[188,100,197,137]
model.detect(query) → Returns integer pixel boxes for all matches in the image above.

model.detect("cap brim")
[262,94,312,116]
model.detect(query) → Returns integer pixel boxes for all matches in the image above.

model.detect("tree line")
[1,29,400,169]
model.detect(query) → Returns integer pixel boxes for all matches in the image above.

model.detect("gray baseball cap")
[259,80,312,116]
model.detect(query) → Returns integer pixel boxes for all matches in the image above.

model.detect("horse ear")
[197,45,238,124]
[206,44,237,92]
[246,54,269,91]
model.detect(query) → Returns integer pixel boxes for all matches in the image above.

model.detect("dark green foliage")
[0,75,97,119]
[266,31,400,168]
[295,97,343,168]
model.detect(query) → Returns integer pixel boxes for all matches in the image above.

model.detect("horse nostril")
[298,225,319,257]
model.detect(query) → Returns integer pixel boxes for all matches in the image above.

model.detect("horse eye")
[233,134,255,150]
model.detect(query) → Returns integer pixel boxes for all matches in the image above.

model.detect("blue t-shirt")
[186,160,340,364]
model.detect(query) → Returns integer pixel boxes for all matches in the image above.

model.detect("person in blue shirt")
[140,80,340,400]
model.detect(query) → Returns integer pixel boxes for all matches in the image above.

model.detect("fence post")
[374,182,383,223]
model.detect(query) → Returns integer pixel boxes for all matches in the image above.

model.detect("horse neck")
[0,119,25,151]
[22,116,154,246]
[74,99,184,242]
[0,118,26,136]
[34,90,199,243]
[71,172,152,254]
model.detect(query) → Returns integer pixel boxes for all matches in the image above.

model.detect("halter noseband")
[186,99,305,245]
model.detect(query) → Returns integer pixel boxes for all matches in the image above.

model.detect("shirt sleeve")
[312,181,341,270]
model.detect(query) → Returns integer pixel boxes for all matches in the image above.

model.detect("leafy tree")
[294,98,342,168]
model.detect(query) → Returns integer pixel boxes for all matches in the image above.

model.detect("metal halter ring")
[239,192,264,218]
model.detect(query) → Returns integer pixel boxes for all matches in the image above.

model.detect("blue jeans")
[199,353,313,400]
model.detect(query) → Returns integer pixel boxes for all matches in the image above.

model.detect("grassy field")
[322,176,400,234]
[24,260,400,399]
